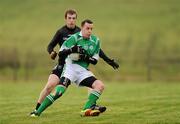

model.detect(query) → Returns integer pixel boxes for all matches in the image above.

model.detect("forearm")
[99,49,111,62]
[58,49,72,58]
[47,30,61,54]
[99,49,119,69]
[47,41,59,60]
[47,42,55,54]
[80,54,97,65]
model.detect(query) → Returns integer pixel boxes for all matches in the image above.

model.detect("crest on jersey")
[89,45,94,50]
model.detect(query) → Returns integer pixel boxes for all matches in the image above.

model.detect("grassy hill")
[0,0,180,81]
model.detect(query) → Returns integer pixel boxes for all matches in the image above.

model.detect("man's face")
[81,22,93,38]
[65,14,77,29]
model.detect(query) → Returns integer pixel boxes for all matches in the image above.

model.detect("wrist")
[50,51,55,54]
[68,49,72,54]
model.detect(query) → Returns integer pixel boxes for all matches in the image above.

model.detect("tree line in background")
[0,33,180,82]
[0,48,36,81]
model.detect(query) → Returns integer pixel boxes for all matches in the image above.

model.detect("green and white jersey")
[60,31,100,69]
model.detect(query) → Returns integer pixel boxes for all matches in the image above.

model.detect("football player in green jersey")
[31,19,107,117]
[30,9,118,116]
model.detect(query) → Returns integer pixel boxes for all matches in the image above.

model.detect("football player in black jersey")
[30,9,119,115]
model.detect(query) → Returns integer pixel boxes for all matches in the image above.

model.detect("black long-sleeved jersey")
[47,25,114,66]
[47,25,81,54]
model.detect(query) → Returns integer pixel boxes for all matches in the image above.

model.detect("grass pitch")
[0,81,180,124]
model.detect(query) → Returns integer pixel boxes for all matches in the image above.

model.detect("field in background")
[0,81,180,124]
[0,0,180,81]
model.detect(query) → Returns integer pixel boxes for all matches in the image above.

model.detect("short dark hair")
[65,9,77,19]
[81,19,93,27]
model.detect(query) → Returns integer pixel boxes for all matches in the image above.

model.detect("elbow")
[92,61,97,65]
[90,59,97,65]
[47,45,52,54]
[58,51,63,58]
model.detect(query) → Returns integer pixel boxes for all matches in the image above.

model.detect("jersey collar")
[79,31,92,40]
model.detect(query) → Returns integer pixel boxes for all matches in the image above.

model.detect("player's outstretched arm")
[99,49,119,69]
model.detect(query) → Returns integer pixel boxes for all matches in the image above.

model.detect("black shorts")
[79,76,97,88]
[51,64,64,79]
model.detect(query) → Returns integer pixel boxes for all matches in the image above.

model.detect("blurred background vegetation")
[0,0,180,82]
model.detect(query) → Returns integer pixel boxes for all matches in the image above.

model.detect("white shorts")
[61,63,95,86]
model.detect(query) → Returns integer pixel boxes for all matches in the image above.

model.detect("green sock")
[54,85,66,100]
[36,85,66,115]
[36,94,54,115]
[83,90,101,110]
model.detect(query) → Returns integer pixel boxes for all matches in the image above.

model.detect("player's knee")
[60,77,71,88]
[53,85,65,100]
[92,80,105,92]
[53,77,71,100]
[98,81,105,92]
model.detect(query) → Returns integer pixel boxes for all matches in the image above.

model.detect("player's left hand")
[50,51,57,60]
[70,45,85,54]
[108,59,119,69]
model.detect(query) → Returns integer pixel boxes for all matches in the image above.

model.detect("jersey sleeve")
[92,38,100,60]
[60,35,76,51]
[47,29,62,54]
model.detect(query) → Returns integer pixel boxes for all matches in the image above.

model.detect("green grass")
[1,81,180,124]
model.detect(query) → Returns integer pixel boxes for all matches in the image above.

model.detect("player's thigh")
[51,64,64,79]
[45,74,60,90]
[61,64,76,83]
[44,64,63,89]
[77,69,95,87]
[79,76,97,88]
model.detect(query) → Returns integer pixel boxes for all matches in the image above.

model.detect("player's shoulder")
[71,32,80,37]
[75,26,81,31]
[91,34,100,42]
[66,32,79,41]
[70,32,81,40]
[56,25,67,33]
[58,25,80,33]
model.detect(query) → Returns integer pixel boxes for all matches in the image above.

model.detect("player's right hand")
[70,45,85,54]
[79,54,89,61]
[50,51,57,60]
[108,59,119,69]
